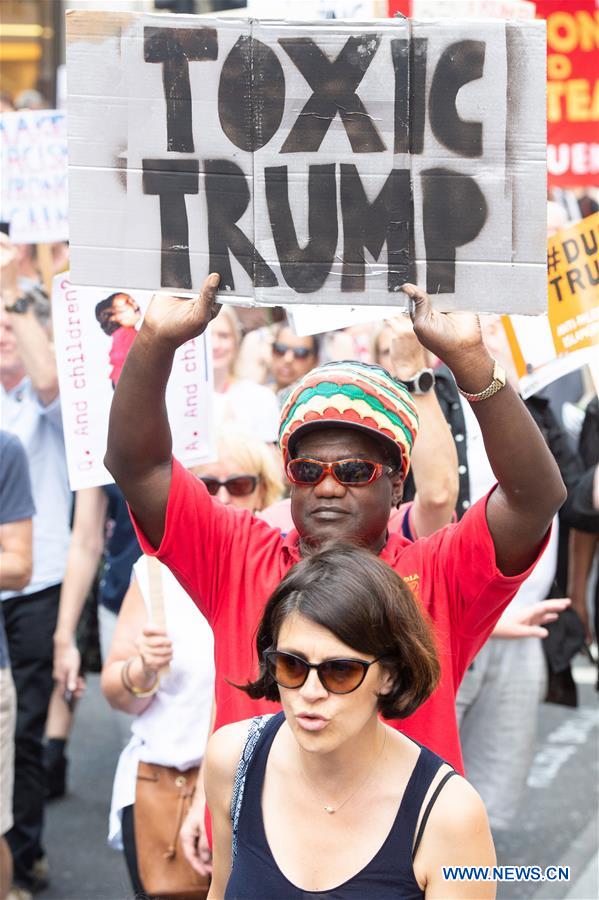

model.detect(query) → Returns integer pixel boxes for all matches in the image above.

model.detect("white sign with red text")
[52,274,215,490]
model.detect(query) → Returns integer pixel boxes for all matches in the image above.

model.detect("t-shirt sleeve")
[129,457,279,623]
[0,432,36,524]
[411,486,551,679]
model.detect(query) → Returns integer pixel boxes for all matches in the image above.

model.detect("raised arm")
[1,236,59,407]
[104,274,221,549]
[383,316,458,537]
[101,576,173,715]
[404,284,566,575]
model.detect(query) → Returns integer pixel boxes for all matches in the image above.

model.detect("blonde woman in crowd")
[209,306,280,443]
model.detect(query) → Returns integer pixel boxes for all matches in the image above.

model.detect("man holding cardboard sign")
[105,275,565,779]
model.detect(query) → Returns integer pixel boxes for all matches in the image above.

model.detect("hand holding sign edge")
[401,282,493,395]
[141,273,222,351]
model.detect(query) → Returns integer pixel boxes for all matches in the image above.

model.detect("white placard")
[0,110,68,244]
[52,274,215,490]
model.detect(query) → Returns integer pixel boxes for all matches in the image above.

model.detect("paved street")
[41,662,598,900]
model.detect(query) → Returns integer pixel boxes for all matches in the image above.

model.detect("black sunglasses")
[263,649,386,695]
[272,341,314,360]
[198,474,258,497]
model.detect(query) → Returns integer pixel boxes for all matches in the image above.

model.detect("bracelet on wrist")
[121,656,160,698]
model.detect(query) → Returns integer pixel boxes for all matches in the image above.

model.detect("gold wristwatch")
[457,359,506,403]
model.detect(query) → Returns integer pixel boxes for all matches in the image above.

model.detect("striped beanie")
[279,361,419,480]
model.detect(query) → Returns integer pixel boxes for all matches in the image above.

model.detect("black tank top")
[225,712,453,899]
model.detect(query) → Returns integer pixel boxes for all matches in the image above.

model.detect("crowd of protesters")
[1,88,599,900]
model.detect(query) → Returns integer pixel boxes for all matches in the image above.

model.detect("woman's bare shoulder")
[205,717,269,782]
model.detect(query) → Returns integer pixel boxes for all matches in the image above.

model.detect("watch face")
[417,370,435,393]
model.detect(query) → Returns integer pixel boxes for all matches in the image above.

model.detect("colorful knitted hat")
[279,361,419,480]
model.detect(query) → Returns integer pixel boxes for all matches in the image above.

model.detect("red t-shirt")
[132,458,547,773]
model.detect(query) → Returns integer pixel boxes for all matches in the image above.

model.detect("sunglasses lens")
[273,342,312,360]
[333,460,377,484]
[287,459,324,484]
[320,660,366,693]
[268,652,308,688]
[199,477,220,496]
[293,347,311,359]
[226,476,257,497]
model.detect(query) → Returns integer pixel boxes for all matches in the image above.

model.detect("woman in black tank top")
[205,545,496,899]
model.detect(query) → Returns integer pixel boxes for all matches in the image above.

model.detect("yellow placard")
[547,212,599,356]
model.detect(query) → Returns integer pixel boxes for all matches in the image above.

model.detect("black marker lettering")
[265,164,337,293]
[421,167,487,293]
[204,160,277,291]
[340,165,413,292]
[279,35,385,153]
[142,159,199,290]
[429,40,485,157]
[218,36,286,152]
[144,27,218,153]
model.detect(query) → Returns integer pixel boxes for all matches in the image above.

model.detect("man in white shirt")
[0,237,72,895]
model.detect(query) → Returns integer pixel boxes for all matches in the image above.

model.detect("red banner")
[536,0,599,186]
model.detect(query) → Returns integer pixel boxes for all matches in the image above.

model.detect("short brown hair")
[239,544,440,719]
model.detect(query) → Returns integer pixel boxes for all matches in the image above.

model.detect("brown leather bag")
[134,761,210,900]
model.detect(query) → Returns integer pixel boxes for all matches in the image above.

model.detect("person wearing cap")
[105,275,565,781]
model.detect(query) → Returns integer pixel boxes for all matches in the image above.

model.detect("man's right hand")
[141,273,221,350]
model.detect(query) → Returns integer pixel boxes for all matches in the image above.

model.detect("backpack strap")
[230,715,271,862]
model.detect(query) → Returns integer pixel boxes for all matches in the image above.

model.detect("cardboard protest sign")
[52,275,215,490]
[288,303,400,336]
[499,215,598,398]
[502,312,596,399]
[536,1,598,187]
[66,11,546,313]
[0,110,68,244]
[547,212,599,355]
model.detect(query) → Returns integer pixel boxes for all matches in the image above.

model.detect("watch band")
[457,360,507,402]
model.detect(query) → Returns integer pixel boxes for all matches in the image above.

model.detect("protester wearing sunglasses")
[192,427,283,513]
[107,277,565,869]
[269,325,319,394]
[205,545,496,898]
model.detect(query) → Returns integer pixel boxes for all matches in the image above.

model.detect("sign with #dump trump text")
[547,212,599,356]
[66,11,547,313]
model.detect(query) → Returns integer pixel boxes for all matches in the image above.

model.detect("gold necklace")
[298,727,387,814]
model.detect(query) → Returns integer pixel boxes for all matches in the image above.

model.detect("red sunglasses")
[286,457,393,487]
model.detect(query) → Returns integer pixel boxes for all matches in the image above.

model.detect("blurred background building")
[0,1,249,108]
